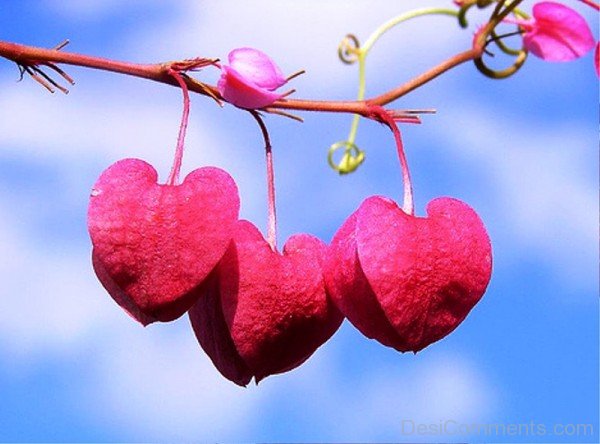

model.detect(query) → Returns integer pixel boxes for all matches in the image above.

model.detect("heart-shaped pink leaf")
[325,195,492,352]
[88,158,240,325]
[189,220,343,386]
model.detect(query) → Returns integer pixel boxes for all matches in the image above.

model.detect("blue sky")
[0,1,598,442]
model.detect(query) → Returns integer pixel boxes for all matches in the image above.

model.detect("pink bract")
[218,47,289,109]
[324,196,492,352]
[88,158,240,325]
[516,2,595,62]
[228,47,287,90]
[189,220,343,386]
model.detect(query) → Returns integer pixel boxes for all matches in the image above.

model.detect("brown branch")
[369,48,481,105]
[0,40,197,89]
[0,38,485,119]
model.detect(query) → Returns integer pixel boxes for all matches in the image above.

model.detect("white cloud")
[434,104,598,296]
[361,356,495,439]
[0,192,499,440]
[0,76,279,223]
[0,1,595,440]
[88,323,267,441]
[0,86,200,164]
[0,183,267,439]
[0,190,121,359]
[259,344,497,442]
[45,0,144,21]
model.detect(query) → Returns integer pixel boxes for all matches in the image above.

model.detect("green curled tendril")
[474,1,529,79]
[338,34,360,65]
[329,7,459,174]
[328,140,365,175]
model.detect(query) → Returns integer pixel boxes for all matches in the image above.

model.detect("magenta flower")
[218,47,289,109]
[511,2,595,62]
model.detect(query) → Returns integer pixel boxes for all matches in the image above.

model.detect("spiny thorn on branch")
[286,69,306,82]
[53,39,70,51]
[366,107,437,125]
[15,39,75,94]
[263,107,304,122]
[17,61,74,94]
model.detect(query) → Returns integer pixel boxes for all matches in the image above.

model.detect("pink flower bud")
[218,47,289,109]
[513,2,595,62]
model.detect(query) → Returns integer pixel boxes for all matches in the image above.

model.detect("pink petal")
[190,220,343,386]
[325,195,492,353]
[189,270,253,386]
[228,47,287,90]
[218,65,283,109]
[525,1,595,61]
[354,196,492,352]
[324,202,405,348]
[88,158,240,324]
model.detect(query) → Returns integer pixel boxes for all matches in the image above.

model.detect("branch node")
[166,58,223,106]
[12,39,75,94]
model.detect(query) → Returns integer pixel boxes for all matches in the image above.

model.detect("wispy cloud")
[88,323,267,441]
[0,1,596,441]
[433,103,598,296]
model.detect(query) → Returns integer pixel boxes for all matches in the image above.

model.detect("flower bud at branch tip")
[218,47,296,109]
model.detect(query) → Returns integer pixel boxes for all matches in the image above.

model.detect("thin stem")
[362,8,460,53]
[578,0,600,10]
[368,106,414,216]
[345,51,366,146]
[166,69,190,186]
[249,111,277,251]
[490,0,525,28]
[345,8,459,146]
[490,29,525,56]
[347,117,361,147]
